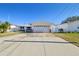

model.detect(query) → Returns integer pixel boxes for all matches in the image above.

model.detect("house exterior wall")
[51,25,58,32]
[67,20,79,32]
[7,25,18,32]
[57,20,79,32]
[58,23,68,32]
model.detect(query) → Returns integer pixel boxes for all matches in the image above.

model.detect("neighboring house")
[57,16,79,32]
[67,20,79,32]
[7,25,18,32]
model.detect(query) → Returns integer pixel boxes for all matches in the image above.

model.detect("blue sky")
[0,3,79,25]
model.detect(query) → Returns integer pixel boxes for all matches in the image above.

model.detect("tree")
[0,24,3,32]
[0,21,11,33]
[4,21,11,29]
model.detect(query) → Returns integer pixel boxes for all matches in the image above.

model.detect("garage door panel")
[33,27,49,32]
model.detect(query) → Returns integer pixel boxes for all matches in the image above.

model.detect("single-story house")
[7,25,18,32]
[18,22,56,33]
[56,16,79,32]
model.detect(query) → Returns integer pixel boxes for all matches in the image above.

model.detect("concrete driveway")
[0,33,79,56]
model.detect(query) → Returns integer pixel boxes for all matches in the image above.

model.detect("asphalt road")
[0,33,79,56]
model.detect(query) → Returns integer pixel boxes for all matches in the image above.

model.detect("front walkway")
[0,33,79,56]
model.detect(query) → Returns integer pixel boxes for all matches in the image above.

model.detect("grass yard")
[54,33,79,47]
[0,32,22,37]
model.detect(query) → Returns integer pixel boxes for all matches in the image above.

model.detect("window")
[58,28,63,32]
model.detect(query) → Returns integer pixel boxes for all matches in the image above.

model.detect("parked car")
[26,27,33,33]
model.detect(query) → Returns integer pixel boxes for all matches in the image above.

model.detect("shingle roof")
[31,22,51,27]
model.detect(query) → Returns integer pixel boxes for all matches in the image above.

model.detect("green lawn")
[54,33,79,47]
[0,32,22,37]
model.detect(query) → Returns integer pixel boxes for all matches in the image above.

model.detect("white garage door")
[33,27,50,32]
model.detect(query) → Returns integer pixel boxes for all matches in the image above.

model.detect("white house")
[18,22,56,33]
[8,25,18,32]
[56,18,79,32]
[67,20,79,32]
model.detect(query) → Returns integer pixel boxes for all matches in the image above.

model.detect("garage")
[32,22,51,33]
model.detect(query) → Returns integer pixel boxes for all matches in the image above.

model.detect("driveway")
[0,33,79,56]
